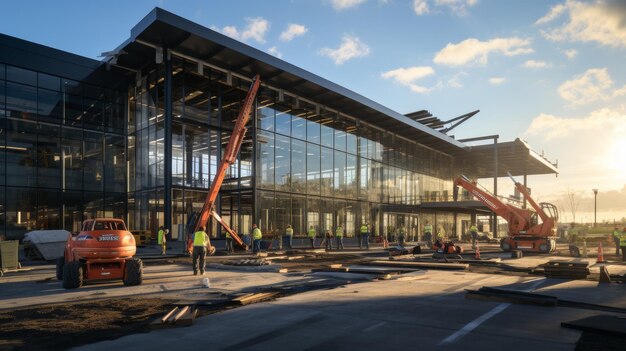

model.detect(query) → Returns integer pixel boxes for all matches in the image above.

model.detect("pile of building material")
[152,305,197,329]
[363,260,469,270]
[22,230,70,260]
[540,260,590,279]
[226,258,269,266]
[232,292,280,305]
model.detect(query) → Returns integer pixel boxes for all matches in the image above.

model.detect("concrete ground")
[2,239,626,351]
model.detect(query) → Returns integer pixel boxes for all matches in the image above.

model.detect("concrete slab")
[70,270,626,351]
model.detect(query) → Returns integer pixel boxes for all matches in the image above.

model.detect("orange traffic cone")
[474,244,481,259]
[596,242,606,264]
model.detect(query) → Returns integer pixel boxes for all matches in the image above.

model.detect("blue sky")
[1,0,625,222]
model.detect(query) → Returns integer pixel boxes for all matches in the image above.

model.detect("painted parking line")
[439,278,546,345]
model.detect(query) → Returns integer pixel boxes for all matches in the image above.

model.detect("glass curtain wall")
[0,63,126,239]
[129,56,256,239]
[254,90,456,240]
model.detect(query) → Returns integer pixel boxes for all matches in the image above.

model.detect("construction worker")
[435,226,445,250]
[621,228,626,262]
[307,225,317,248]
[225,231,234,254]
[324,229,333,250]
[335,224,344,250]
[192,226,211,275]
[398,225,406,247]
[424,222,433,246]
[360,223,370,249]
[613,227,621,255]
[284,225,294,250]
[470,224,478,249]
[252,224,262,254]
[157,226,167,255]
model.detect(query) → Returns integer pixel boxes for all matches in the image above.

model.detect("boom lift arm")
[453,174,558,253]
[191,75,261,249]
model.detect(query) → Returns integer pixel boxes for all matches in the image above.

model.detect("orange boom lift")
[453,172,558,253]
[57,218,142,289]
[187,75,261,252]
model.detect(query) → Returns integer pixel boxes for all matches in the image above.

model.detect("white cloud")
[331,0,367,10]
[522,60,551,68]
[381,66,436,94]
[433,37,533,66]
[525,108,626,141]
[434,0,478,16]
[413,0,429,15]
[268,46,283,59]
[446,72,466,88]
[534,3,566,25]
[413,0,477,16]
[381,66,435,84]
[537,0,626,48]
[563,49,578,59]
[489,77,506,85]
[320,35,371,64]
[558,68,626,105]
[279,23,308,41]
[216,17,270,44]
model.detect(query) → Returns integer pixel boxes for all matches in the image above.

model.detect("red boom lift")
[187,75,261,252]
[453,172,558,253]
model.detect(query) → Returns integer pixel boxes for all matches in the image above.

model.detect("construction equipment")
[57,218,143,289]
[453,172,558,253]
[187,75,261,253]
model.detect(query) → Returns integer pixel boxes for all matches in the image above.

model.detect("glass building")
[0,8,557,242]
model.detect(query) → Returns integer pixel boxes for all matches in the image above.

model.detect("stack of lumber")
[540,260,589,279]
[152,305,197,329]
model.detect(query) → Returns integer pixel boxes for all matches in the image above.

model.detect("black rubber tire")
[62,261,83,289]
[123,257,143,286]
[539,242,550,253]
[56,257,64,280]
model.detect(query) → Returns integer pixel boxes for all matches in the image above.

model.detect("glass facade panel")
[274,134,290,192]
[320,146,333,196]
[37,124,61,189]
[257,130,274,190]
[306,142,320,195]
[291,139,306,194]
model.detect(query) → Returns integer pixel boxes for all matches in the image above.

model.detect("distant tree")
[566,189,581,225]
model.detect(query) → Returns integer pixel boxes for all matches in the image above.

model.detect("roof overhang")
[467,138,558,178]
[418,200,493,215]
[110,7,466,155]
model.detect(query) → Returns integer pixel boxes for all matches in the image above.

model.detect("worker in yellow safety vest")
[335,224,344,250]
[470,224,478,249]
[284,225,294,250]
[157,226,167,255]
[307,225,317,249]
[423,222,433,246]
[192,226,211,275]
[613,227,621,255]
[620,228,626,262]
[225,231,234,254]
[252,224,262,254]
[360,223,370,249]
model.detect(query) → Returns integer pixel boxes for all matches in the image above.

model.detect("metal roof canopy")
[110,7,467,155]
[418,201,493,215]
[467,138,558,178]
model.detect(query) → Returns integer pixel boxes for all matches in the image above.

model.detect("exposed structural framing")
[405,109,479,134]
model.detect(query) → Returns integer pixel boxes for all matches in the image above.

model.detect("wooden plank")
[161,307,179,324]
[232,292,279,305]
[365,260,468,270]
[172,306,189,322]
